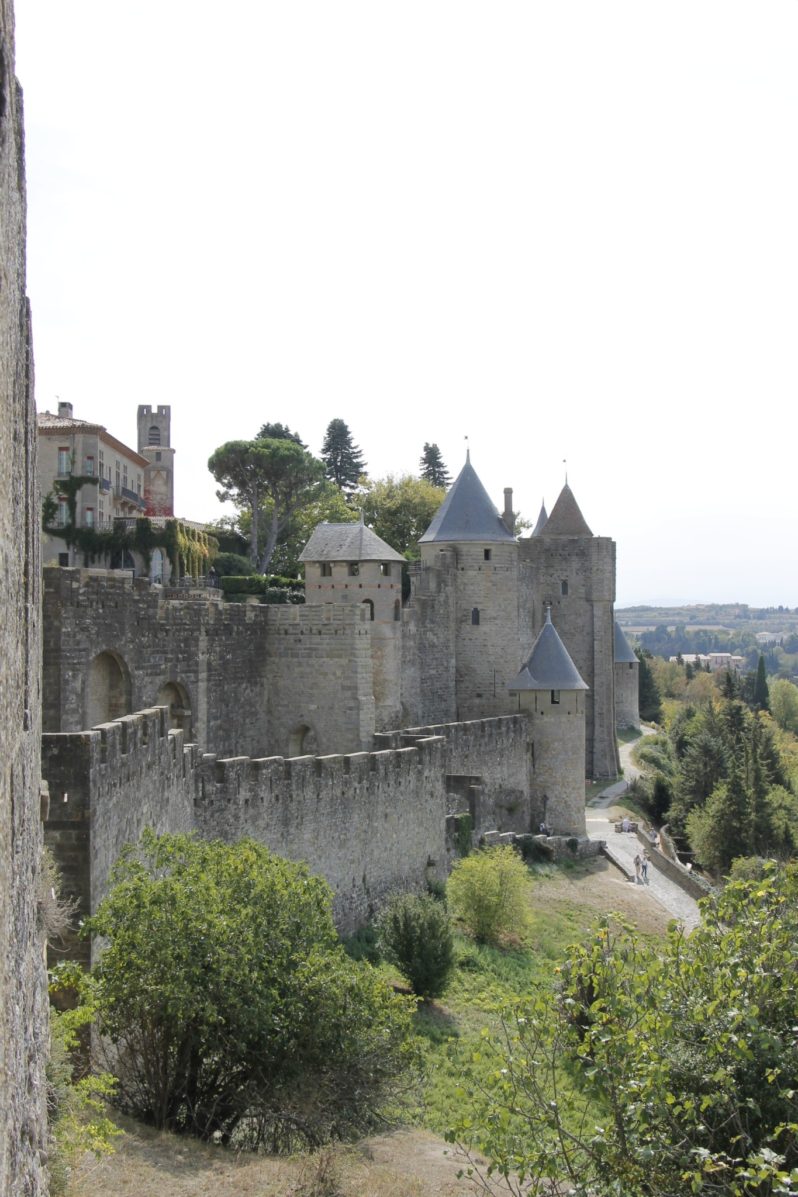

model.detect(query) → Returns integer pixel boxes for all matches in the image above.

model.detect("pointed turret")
[614,621,637,664]
[530,500,548,537]
[509,607,588,692]
[509,608,587,836]
[419,454,516,543]
[540,483,592,537]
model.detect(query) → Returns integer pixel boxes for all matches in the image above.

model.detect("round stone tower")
[614,620,640,729]
[418,452,520,720]
[509,607,588,836]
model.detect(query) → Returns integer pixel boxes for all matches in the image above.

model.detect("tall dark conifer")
[321,419,366,492]
[419,443,451,488]
[753,654,770,712]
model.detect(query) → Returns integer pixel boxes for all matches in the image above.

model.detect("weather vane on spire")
[563,458,568,485]
[465,434,470,462]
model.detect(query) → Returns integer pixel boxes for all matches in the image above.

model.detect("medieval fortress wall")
[41,707,452,937]
[0,0,49,1186]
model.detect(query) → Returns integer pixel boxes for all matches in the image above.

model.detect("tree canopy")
[256,422,306,447]
[356,474,445,557]
[320,419,366,493]
[419,443,451,489]
[208,437,325,573]
[85,832,416,1151]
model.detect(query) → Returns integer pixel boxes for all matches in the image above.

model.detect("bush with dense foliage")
[85,831,416,1150]
[376,892,454,999]
[450,867,798,1196]
[446,846,530,946]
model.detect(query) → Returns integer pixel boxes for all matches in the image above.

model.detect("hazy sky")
[15,2,798,607]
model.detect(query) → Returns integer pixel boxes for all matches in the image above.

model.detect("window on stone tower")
[348,563,359,577]
[380,562,391,576]
[148,425,161,446]
[551,690,560,704]
[471,608,480,626]
[362,598,375,621]
[320,563,332,577]
[561,580,568,596]
[484,549,491,561]
[394,598,401,621]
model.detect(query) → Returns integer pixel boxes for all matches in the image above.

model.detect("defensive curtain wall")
[0,0,49,1187]
[43,568,379,759]
[42,710,537,947]
[42,709,449,941]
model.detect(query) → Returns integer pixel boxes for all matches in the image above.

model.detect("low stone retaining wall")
[635,828,713,901]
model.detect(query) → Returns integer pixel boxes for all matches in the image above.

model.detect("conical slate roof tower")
[540,483,592,537]
[420,452,516,544]
[511,607,588,692]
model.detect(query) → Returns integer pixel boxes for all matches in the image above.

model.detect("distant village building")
[671,652,745,673]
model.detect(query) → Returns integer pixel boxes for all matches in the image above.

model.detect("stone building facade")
[614,620,640,729]
[0,0,49,1186]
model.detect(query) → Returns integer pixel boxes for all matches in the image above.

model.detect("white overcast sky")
[14,1,798,607]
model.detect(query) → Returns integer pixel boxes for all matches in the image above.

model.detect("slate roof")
[419,454,516,544]
[38,412,104,433]
[614,621,638,664]
[540,483,592,537]
[299,518,405,563]
[530,501,548,536]
[509,608,588,691]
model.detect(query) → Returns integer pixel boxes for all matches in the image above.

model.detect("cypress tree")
[753,654,770,712]
[321,419,366,492]
[635,648,662,723]
[419,443,451,488]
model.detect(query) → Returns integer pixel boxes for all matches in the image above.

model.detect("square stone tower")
[137,404,174,516]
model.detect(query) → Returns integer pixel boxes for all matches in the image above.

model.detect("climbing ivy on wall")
[43,484,216,580]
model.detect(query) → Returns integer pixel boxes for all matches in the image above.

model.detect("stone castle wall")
[196,738,447,933]
[0,0,49,1184]
[42,709,198,964]
[404,550,458,725]
[43,708,447,939]
[524,690,587,836]
[42,569,383,760]
[375,714,531,834]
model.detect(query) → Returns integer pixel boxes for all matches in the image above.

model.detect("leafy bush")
[376,893,454,999]
[85,831,416,1150]
[446,846,530,946]
[212,552,255,577]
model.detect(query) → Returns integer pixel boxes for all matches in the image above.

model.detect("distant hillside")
[617,603,798,634]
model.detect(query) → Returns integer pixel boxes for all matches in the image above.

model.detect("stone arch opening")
[362,598,375,621]
[288,723,318,757]
[157,680,192,739]
[86,651,132,728]
[148,424,161,445]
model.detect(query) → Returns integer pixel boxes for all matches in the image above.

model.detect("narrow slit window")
[551,689,560,705]
[471,608,480,626]
[561,580,568,596]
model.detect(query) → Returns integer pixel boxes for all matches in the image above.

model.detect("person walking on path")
[633,852,643,884]
[641,852,650,884]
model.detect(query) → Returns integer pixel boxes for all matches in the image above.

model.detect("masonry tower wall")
[0,2,48,1183]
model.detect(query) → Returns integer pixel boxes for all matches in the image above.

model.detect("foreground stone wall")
[43,707,448,939]
[0,0,48,1185]
[196,738,447,934]
[42,709,198,964]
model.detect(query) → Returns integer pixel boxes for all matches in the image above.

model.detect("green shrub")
[446,846,530,946]
[85,831,416,1150]
[341,923,381,965]
[376,892,454,1000]
[212,552,255,577]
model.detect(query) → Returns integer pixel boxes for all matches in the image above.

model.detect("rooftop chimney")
[58,401,73,419]
[503,487,514,534]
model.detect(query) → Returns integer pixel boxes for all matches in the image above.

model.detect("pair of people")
[634,851,651,884]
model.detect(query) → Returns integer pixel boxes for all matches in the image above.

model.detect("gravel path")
[586,728,701,932]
